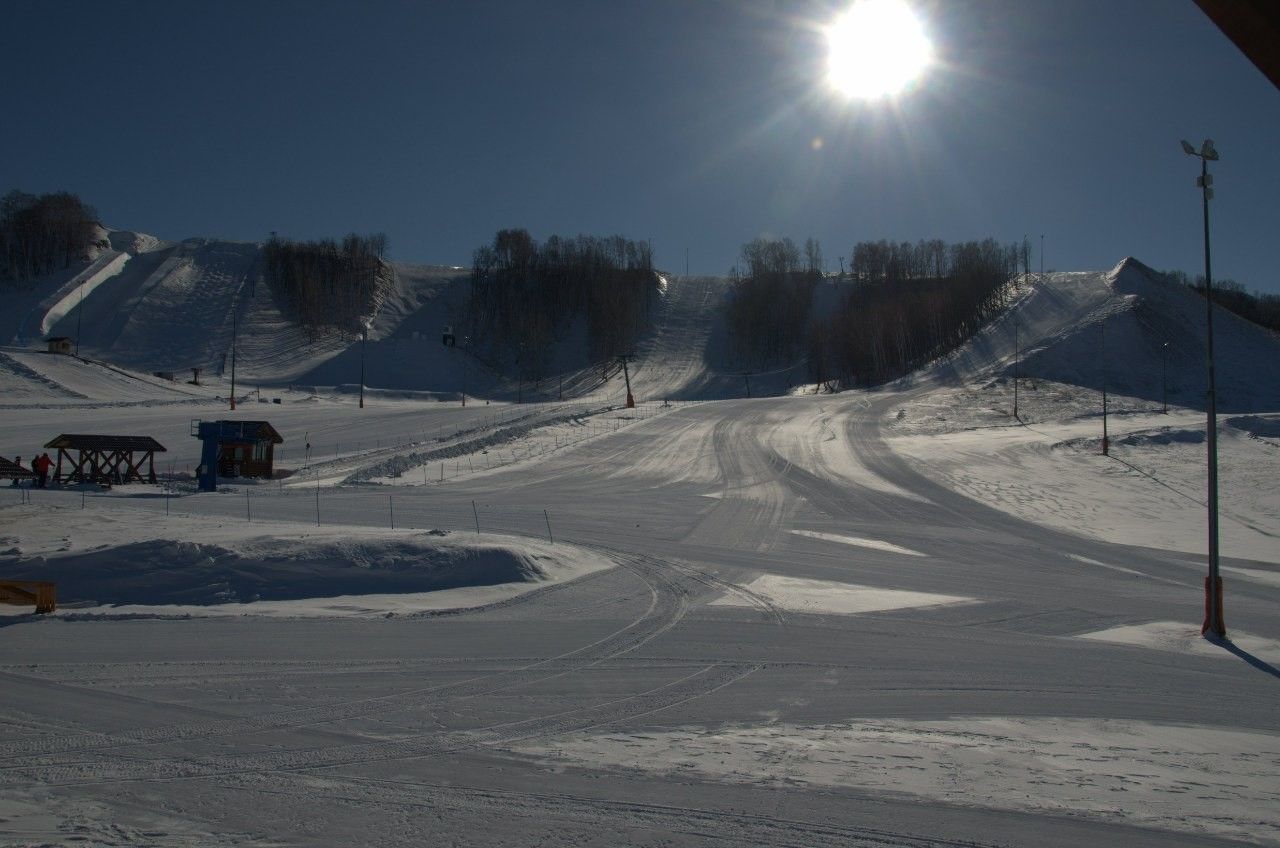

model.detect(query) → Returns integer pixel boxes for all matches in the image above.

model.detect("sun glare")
[826,0,932,99]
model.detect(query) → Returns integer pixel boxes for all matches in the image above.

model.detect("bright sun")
[826,0,932,99]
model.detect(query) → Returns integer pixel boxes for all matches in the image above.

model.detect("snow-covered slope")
[923,259,1280,414]
[7,226,1278,413]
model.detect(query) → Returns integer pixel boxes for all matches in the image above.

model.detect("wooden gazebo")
[45,434,166,485]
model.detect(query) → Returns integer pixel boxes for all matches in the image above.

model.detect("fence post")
[472,500,480,534]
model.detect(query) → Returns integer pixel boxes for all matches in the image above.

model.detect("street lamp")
[359,323,369,409]
[1180,137,1224,638]
[230,307,238,411]
[1100,319,1108,456]
[1161,341,1169,414]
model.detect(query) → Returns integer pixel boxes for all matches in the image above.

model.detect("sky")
[4,0,1279,291]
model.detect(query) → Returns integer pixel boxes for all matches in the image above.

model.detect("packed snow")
[1,246,1277,847]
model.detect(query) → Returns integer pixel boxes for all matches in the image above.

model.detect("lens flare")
[826,0,932,99]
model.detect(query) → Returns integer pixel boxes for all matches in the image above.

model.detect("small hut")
[46,337,74,355]
[44,434,166,485]
[191,420,284,491]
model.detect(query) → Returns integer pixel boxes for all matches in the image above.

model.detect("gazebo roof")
[44,434,167,452]
[0,457,35,477]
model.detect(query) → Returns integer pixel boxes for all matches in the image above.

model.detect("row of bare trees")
[725,237,821,366]
[811,238,1020,386]
[467,229,658,378]
[1163,268,1280,334]
[262,233,390,339]
[0,190,102,285]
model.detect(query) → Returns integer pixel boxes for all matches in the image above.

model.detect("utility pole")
[1161,342,1169,414]
[1181,137,1224,638]
[1013,321,1019,421]
[1101,320,1108,456]
[230,308,237,411]
[359,326,366,409]
[619,354,635,408]
[75,286,84,357]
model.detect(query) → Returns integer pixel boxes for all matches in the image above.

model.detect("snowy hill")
[923,258,1280,415]
[4,225,1278,414]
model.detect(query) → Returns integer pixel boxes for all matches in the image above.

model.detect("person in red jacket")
[35,453,52,488]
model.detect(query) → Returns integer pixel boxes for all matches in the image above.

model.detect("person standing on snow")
[35,453,52,488]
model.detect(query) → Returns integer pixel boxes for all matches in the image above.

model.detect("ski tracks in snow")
[0,553,763,788]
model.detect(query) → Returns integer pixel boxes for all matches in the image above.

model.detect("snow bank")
[39,251,130,337]
[0,510,613,617]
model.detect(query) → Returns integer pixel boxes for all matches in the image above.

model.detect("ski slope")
[1,252,1279,847]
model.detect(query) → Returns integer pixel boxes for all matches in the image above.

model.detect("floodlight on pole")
[1180,137,1224,639]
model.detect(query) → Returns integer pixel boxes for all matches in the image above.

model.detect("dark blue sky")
[5,1,1279,290]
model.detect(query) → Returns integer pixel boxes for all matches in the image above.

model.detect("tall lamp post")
[1181,138,1224,638]
[1161,341,1169,414]
[230,308,238,411]
[1100,320,1108,456]
[359,324,368,409]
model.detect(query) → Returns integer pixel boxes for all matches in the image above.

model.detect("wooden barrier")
[0,580,56,614]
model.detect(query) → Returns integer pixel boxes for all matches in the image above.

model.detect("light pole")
[1013,320,1019,421]
[358,324,367,409]
[75,286,84,357]
[230,308,238,410]
[1100,319,1108,456]
[1161,341,1169,414]
[1181,137,1224,638]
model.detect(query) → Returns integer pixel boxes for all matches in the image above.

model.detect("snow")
[789,528,926,556]
[517,717,1280,845]
[0,507,612,618]
[709,573,974,614]
[1079,621,1280,665]
[1,256,1278,847]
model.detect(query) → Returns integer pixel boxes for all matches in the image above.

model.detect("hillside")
[4,228,1279,417]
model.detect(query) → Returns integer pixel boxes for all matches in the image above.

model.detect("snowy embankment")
[0,507,613,618]
[37,250,130,338]
[887,259,1280,565]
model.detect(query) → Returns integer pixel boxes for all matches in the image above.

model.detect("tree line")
[1162,269,1280,334]
[467,229,658,378]
[262,233,391,339]
[724,237,822,366]
[813,238,1020,387]
[0,189,102,285]
[725,236,1020,387]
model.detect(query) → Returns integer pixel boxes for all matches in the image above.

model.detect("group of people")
[11,453,53,487]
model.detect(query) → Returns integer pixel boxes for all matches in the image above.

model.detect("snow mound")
[2,533,545,607]
[1114,426,1204,447]
[1228,414,1280,438]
